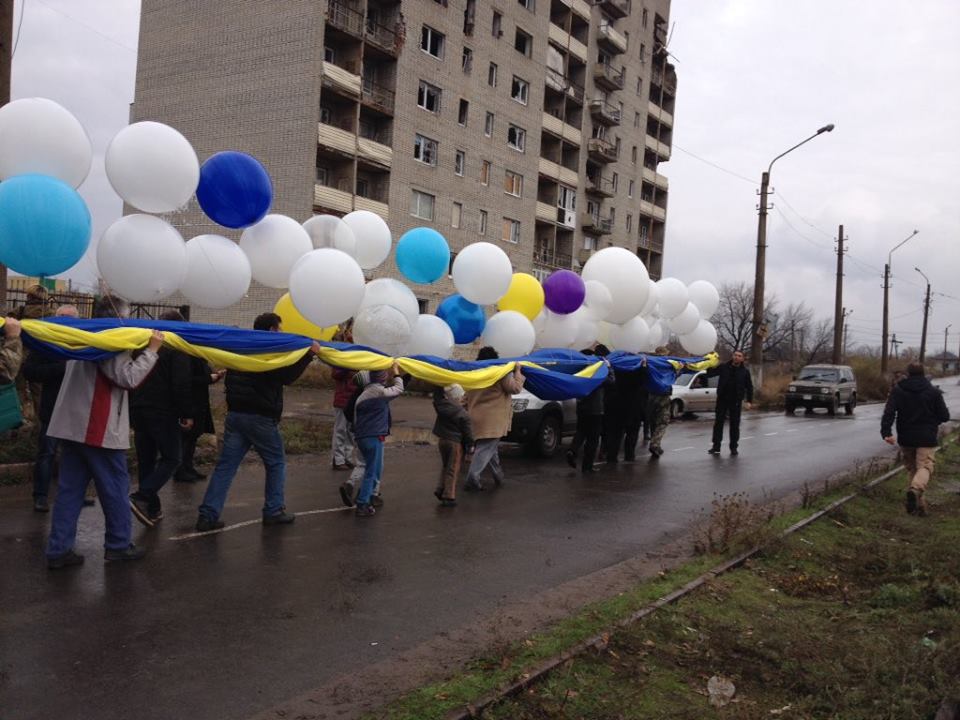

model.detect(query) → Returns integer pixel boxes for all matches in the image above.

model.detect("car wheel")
[827,395,838,416]
[785,403,795,415]
[845,393,857,415]
[670,400,683,420]
[532,413,561,458]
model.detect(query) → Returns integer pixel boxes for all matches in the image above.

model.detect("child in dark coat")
[432,384,474,507]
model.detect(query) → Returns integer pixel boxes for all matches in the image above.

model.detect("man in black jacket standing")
[706,349,753,456]
[196,313,320,532]
[881,363,950,516]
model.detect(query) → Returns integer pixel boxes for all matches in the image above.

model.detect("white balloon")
[97,215,186,302]
[656,277,689,319]
[581,247,650,324]
[353,305,411,357]
[568,307,599,349]
[640,279,659,317]
[596,321,614,347]
[482,311,536,357]
[646,320,667,351]
[536,309,579,348]
[610,316,651,353]
[680,320,719,355]
[239,214,312,289]
[583,281,613,321]
[358,278,420,329]
[687,280,720,319]
[0,98,92,188]
[342,210,392,269]
[105,122,199,213]
[408,314,455,359]
[668,302,701,335]
[180,235,251,309]
[289,248,365,327]
[452,242,513,305]
[303,214,356,254]
[532,309,547,334]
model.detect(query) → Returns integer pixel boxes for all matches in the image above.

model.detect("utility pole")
[943,324,952,374]
[0,0,13,311]
[919,278,931,364]
[881,230,919,375]
[841,307,851,362]
[832,225,845,364]
[751,170,771,381]
[891,333,900,360]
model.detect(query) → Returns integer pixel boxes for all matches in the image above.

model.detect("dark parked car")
[504,389,577,457]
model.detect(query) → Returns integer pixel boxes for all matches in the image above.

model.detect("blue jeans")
[356,436,384,507]
[33,421,59,500]
[199,412,286,521]
[46,441,132,558]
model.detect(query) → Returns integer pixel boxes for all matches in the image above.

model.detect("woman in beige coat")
[464,347,524,491]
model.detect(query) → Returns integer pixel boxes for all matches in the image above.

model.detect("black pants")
[131,410,183,514]
[572,414,603,471]
[621,398,648,460]
[712,399,742,450]
[179,423,204,474]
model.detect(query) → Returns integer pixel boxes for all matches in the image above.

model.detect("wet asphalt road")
[2,379,958,720]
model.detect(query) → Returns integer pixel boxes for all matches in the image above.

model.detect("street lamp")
[944,324,953,373]
[880,229,919,374]
[915,267,931,364]
[751,124,835,380]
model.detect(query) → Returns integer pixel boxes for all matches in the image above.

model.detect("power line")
[11,0,26,58]
[671,144,756,185]
[31,0,137,53]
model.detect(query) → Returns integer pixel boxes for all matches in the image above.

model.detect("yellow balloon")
[498,273,544,321]
[273,293,337,341]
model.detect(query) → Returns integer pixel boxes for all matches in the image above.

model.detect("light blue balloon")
[396,227,450,284]
[0,174,91,277]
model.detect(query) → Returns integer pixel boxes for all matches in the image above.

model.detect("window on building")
[455,149,465,176]
[639,42,646,63]
[634,111,641,128]
[583,235,596,251]
[502,217,521,244]
[356,178,369,197]
[611,172,619,192]
[319,106,332,124]
[628,179,634,197]
[488,62,498,87]
[448,251,457,275]
[481,159,491,185]
[452,202,462,228]
[507,124,526,152]
[640,224,649,243]
[462,46,473,74]
[558,184,576,211]
[641,8,648,28]
[624,31,630,49]
[636,77,643,96]
[421,25,445,58]
[609,207,616,224]
[411,189,436,220]
[515,28,532,56]
[484,112,495,137]
[458,98,469,125]
[323,46,335,62]
[511,76,529,105]
[631,145,638,163]
[626,214,633,233]
[614,136,621,156]
[492,11,502,37]
[504,170,523,197]
[518,0,534,9]
[414,134,438,166]
[418,80,442,113]
[316,166,329,184]
[479,209,488,235]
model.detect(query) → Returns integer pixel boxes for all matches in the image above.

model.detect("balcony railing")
[327,1,363,35]
[587,137,618,163]
[593,0,630,18]
[366,19,400,55]
[597,21,627,53]
[651,65,678,95]
[589,99,621,126]
[581,212,613,234]
[585,173,616,197]
[593,62,624,91]
[546,68,585,104]
[534,249,573,268]
[361,78,395,114]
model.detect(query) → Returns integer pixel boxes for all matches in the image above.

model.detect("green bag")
[0,382,23,432]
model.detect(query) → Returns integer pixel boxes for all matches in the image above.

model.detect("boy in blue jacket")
[352,363,404,517]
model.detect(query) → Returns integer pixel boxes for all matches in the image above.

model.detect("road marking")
[786,429,799,433]
[764,432,778,436]
[672,446,695,452]
[169,506,351,541]
[741,436,754,441]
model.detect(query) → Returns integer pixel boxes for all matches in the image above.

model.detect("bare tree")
[714,281,754,353]
[800,318,833,366]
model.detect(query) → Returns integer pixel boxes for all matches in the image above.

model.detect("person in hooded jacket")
[881,363,950,516]
[175,356,223,483]
[432,383,474,507]
[567,346,612,472]
[352,364,405,517]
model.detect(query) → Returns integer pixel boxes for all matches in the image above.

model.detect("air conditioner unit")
[557,209,576,228]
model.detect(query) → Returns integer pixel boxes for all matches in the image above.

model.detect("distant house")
[929,351,959,374]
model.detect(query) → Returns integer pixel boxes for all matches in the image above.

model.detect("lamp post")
[915,267,931,364]
[944,324,953,374]
[751,124,835,381]
[880,230,919,374]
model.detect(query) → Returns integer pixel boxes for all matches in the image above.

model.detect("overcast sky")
[10,0,960,352]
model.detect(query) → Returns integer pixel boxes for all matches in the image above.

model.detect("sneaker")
[332,463,351,472]
[730,448,739,456]
[434,489,444,502]
[338,481,356,507]
[129,496,155,528]
[104,544,147,563]
[34,497,49,513]
[565,450,577,469]
[195,516,225,532]
[370,493,384,508]
[439,498,457,507]
[464,481,485,492]
[262,511,296,526]
[174,471,201,483]
[355,504,376,517]
[905,488,918,515]
[707,447,721,455]
[82,497,96,507]
[492,475,503,488]
[47,550,84,570]
[650,445,664,459]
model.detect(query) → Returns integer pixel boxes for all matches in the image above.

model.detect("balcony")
[639,199,666,222]
[597,22,627,54]
[548,22,589,62]
[538,156,579,187]
[563,0,593,21]
[581,211,613,235]
[647,99,673,127]
[314,183,389,220]
[365,20,399,56]
[585,173,616,197]
[536,201,556,223]
[361,78,395,114]
[534,247,573,269]
[646,134,671,160]
[589,99,621,126]
[322,61,361,97]
[593,62,624,91]
[546,68,585,105]
[587,137,618,163]
[327,0,363,36]
[594,0,630,19]
[651,65,678,95]
[318,122,393,169]
[542,112,581,146]
[642,165,669,191]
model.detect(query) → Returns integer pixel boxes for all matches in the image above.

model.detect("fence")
[4,288,190,321]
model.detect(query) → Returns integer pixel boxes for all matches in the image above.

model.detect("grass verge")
[368,441,960,720]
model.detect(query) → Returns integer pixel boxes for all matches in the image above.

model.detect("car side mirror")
[838,378,847,383]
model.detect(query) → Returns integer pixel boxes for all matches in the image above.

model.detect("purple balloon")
[543,270,586,315]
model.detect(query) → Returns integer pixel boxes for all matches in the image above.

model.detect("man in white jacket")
[46,297,163,569]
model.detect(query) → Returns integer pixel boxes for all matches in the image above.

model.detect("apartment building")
[132,0,675,324]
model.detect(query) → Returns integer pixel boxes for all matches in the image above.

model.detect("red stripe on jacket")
[84,371,113,446]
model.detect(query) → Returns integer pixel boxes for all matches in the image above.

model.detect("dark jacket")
[21,348,66,424]
[705,362,754,403]
[881,375,950,448]
[188,356,216,435]
[354,377,404,439]
[224,353,314,421]
[432,388,475,446]
[332,368,358,409]
[131,347,194,418]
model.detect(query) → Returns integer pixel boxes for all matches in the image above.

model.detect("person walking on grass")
[45,296,162,569]
[881,362,950,516]
[352,364,404,517]
[195,313,320,532]
[706,349,754,456]
[432,383,474,507]
[464,348,525,491]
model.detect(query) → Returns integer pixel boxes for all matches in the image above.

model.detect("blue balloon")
[196,151,272,229]
[436,294,486,344]
[396,227,450,284]
[0,174,91,277]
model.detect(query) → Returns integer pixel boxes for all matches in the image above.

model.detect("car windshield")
[675,372,696,387]
[798,368,839,382]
